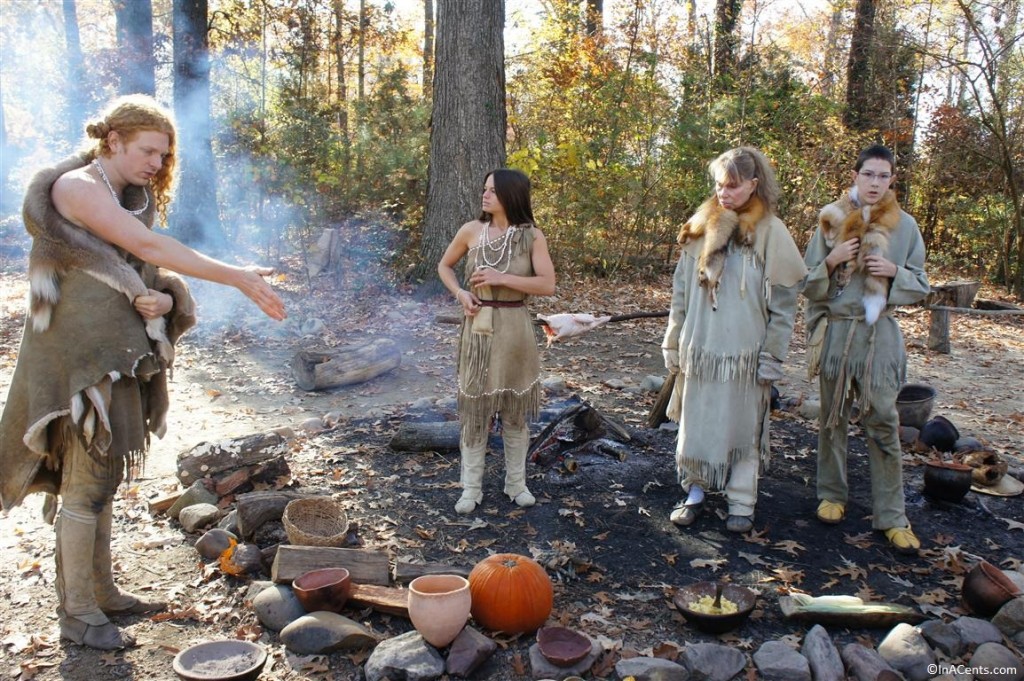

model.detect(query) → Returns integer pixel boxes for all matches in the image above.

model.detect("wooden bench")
[926,280,1023,353]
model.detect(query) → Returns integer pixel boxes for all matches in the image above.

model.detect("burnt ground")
[1,247,1023,680]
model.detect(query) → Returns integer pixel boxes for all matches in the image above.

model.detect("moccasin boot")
[816,500,846,525]
[884,526,920,555]
[56,508,135,650]
[455,437,486,514]
[501,424,535,507]
[93,503,166,616]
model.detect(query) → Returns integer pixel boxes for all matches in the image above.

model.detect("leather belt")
[478,300,525,308]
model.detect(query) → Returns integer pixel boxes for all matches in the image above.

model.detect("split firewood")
[291,339,401,391]
[348,583,410,618]
[236,490,305,540]
[388,422,461,452]
[147,491,183,515]
[271,545,390,585]
[393,560,472,583]
[176,431,288,485]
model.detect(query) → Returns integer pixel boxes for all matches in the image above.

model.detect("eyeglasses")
[858,171,892,181]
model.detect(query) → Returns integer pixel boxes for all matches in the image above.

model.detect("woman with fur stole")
[0,95,285,650]
[803,144,930,554]
[662,147,806,533]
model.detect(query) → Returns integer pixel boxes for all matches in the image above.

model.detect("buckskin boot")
[502,424,535,507]
[455,436,486,514]
[56,508,135,649]
[93,503,166,616]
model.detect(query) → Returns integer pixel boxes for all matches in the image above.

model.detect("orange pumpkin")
[468,553,553,633]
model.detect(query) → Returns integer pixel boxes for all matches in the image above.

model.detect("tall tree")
[423,0,434,92]
[113,0,156,95]
[713,0,742,81]
[172,0,224,247]
[62,0,87,143]
[413,0,506,286]
[333,0,350,149]
[844,0,877,129]
[585,0,603,36]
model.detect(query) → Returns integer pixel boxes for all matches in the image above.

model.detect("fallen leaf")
[690,558,727,572]
[772,540,805,557]
[738,551,771,567]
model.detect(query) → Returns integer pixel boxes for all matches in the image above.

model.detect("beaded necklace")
[476,222,518,273]
[92,159,149,217]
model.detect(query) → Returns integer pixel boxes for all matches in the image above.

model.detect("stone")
[918,619,965,658]
[167,480,218,520]
[409,397,434,411]
[615,656,690,681]
[178,503,221,533]
[1004,572,1024,593]
[279,612,378,655]
[801,624,845,681]
[529,639,600,680]
[798,399,821,420]
[364,630,445,681]
[298,417,325,433]
[970,642,1023,681]
[879,622,936,681]
[436,396,457,412]
[841,643,899,681]
[541,375,567,393]
[951,616,1003,648]
[271,425,296,440]
[217,509,240,535]
[252,584,306,631]
[992,596,1024,638]
[194,528,238,561]
[227,543,264,575]
[244,580,275,603]
[603,378,628,390]
[753,641,811,681]
[640,375,665,392]
[446,626,497,678]
[681,642,746,681]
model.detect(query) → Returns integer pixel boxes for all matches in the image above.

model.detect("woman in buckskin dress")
[661,147,806,533]
[437,169,556,515]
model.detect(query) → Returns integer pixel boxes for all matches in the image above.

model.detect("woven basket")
[283,497,350,547]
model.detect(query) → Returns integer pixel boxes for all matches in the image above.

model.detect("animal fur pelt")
[819,189,901,324]
[23,152,173,362]
[676,195,766,310]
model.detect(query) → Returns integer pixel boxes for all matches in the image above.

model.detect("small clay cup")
[961,560,1022,617]
[536,626,591,667]
[293,567,352,614]
[923,461,972,503]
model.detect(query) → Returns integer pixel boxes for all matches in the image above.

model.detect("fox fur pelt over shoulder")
[23,152,173,361]
[818,189,901,325]
[676,195,766,310]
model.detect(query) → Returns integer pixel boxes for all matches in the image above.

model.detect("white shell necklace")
[477,222,518,272]
[92,158,149,216]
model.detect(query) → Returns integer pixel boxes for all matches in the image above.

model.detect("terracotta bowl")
[673,582,756,634]
[961,561,1022,617]
[293,567,352,614]
[896,384,937,429]
[172,640,267,681]
[923,461,972,503]
[536,626,591,667]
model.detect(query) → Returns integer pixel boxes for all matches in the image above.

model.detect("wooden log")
[271,545,391,585]
[393,560,472,583]
[148,491,183,515]
[291,339,401,391]
[928,308,951,354]
[646,373,676,429]
[176,431,287,485]
[348,583,410,618]
[927,280,981,308]
[388,422,461,452]
[236,490,305,540]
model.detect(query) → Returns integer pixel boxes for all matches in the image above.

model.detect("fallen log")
[147,491,183,515]
[271,545,391,585]
[291,339,401,391]
[349,583,410,618]
[388,422,461,452]
[236,490,305,540]
[394,560,472,583]
[647,374,676,428]
[215,457,292,497]
[176,431,287,485]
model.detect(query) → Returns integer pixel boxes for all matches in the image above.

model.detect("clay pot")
[407,574,472,648]
[536,626,591,667]
[918,415,960,452]
[896,384,937,429]
[293,567,352,614]
[961,561,1022,617]
[922,461,972,503]
[672,582,756,634]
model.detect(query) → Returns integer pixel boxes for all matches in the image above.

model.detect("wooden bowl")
[172,640,267,681]
[536,626,591,667]
[962,561,1021,617]
[673,582,756,634]
[293,567,352,614]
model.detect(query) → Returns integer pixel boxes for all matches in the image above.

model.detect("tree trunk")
[413,0,507,288]
[844,0,877,130]
[585,0,603,36]
[713,0,742,82]
[172,0,225,249]
[333,0,350,158]
[423,0,434,94]
[358,0,367,101]
[291,340,402,391]
[821,1,846,98]
[62,0,87,145]
[114,0,155,96]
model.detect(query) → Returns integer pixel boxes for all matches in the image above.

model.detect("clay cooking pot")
[922,461,972,503]
[961,560,1022,617]
[292,567,352,614]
